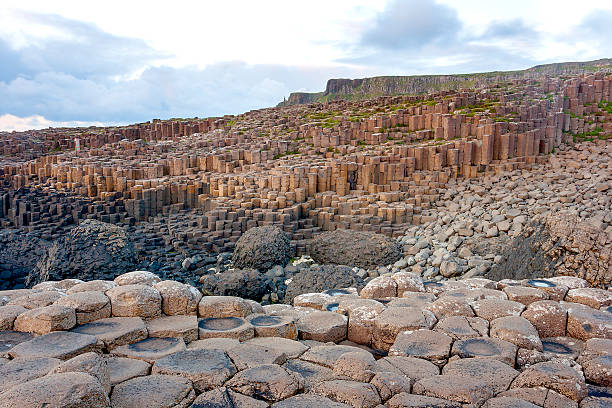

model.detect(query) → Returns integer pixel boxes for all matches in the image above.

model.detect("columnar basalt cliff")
[279,58,612,106]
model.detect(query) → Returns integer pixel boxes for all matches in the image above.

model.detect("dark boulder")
[200,268,266,300]
[309,229,401,269]
[26,219,138,286]
[232,226,291,271]
[283,264,365,304]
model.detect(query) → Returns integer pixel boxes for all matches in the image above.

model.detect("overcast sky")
[1,0,611,131]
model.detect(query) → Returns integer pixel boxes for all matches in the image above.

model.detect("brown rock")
[112,337,186,363]
[8,330,101,360]
[198,316,254,341]
[0,305,27,330]
[389,329,452,365]
[0,357,61,393]
[0,372,109,408]
[107,284,161,319]
[491,315,543,351]
[154,280,201,315]
[146,315,198,343]
[51,351,110,395]
[105,356,150,386]
[511,361,588,401]
[198,296,253,318]
[114,270,161,286]
[451,337,517,365]
[433,316,488,340]
[471,298,525,321]
[297,310,347,342]
[226,364,303,402]
[372,307,437,351]
[503,286,549,305]
[71,317,147,350]
[522,300,567,338]
[312,379,381,408]
[54,291,111,325]
[110,374,195,408]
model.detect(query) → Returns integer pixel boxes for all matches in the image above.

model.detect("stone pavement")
[0,270,610,407]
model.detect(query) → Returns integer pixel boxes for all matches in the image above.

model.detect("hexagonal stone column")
[198,317,254,341]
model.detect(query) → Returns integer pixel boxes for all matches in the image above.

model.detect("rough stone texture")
[0,372,109,408]
[297,311,347,343]
[71,317,148,350]
[312,379,382,408]
[232,225,291,271]
[107,284,162,319]
[8,331,102,360]
[310,229,401,269]
[283,265,365,304]
[487,212,611,288]
[0,305,28,330]
[26,219,138,286]
[110,374,195,408]
[225,364,303,402]
[511,361,588,401]
[51,351,111,395]
[154,280,201,315]
[0,357,61,393]
[200,268,267,300]
[152,349,236,392]
[54,291,111,325]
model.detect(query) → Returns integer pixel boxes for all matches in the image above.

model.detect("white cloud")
[0,113,105,132]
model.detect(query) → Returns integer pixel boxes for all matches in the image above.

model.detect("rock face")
[200,268,266,300]
[0,230,49,289]
[487,211,611,288]
[310,230,401,269]
[26,220,138,286]
[284,265,365,304]
[232,226,291,271]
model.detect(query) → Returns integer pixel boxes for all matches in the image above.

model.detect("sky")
[1,0,611,131]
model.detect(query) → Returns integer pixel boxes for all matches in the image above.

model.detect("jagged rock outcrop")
[487,211,611,288]
[310,230,401,270]
[232,226,291,272]
[26,220,138,286]
[200,269,267,300]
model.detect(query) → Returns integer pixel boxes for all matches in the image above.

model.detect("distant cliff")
[278,58,612,106]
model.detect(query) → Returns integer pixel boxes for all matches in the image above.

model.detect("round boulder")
[309,229,401,269]
[284,265,365,304]
[232,226,291,271]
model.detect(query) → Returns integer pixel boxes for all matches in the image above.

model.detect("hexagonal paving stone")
[374,356,439,385]
[282,358,335,391]
[297,311,347,343]
[300,344,365,368]
[386,393,461,408]
[578,338,612,363]
[146,315,198,343]
[114,270,161,287]
[271,394,351,408]
[344,302,385,346]
[392,271,425,295]
[471,298,526,321]
[332,350,376,382]
[497,387,578,408]
[198,316,254,341]
[451,337,517,366]
[389,329,452,365]
[191,387,268,408]
[312,379,381,408]
[154,280,201,316]
[107,284,161,319]
[71,317,147,350]
[413,374,499,407]
[398,291,437,306]
[370,371,412,401]
[564,302,612,340]
[13,305,76,334]
[105,356,151,386]
[245,336,309,358]
[293,293,333,310]
[247,313,297,339]
[542,336,585,360]
[426,296,474,320]
[226,364,303,402]
[547,276,587,289]
[110,374,195,408]
[490,315,543,351]
[187,337,240,353]
[53,291,111,325]
[0,330,33,355]
[152,348,236,392]
[523,279,568,301]
[227,342,288,370]
[66,280,116,294]
[112,337,186,363]
[583,355,612,387]
[0,357,61,392]
[433,316,489,340]
[503,286,549,305]
[32,279,84,292]
[360,275,398,298]
[0,372,109,408]
[521,300,567,338]
[198,296,253,318]
[8,331,102,360]
[372,307,437,351]
[566,288,612,310]
[483,396,540,408]
[7,291,64,310]
[511,361,588,402]
[51,351,110,395]
[0,305,27,330]
[442,357,519,394]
